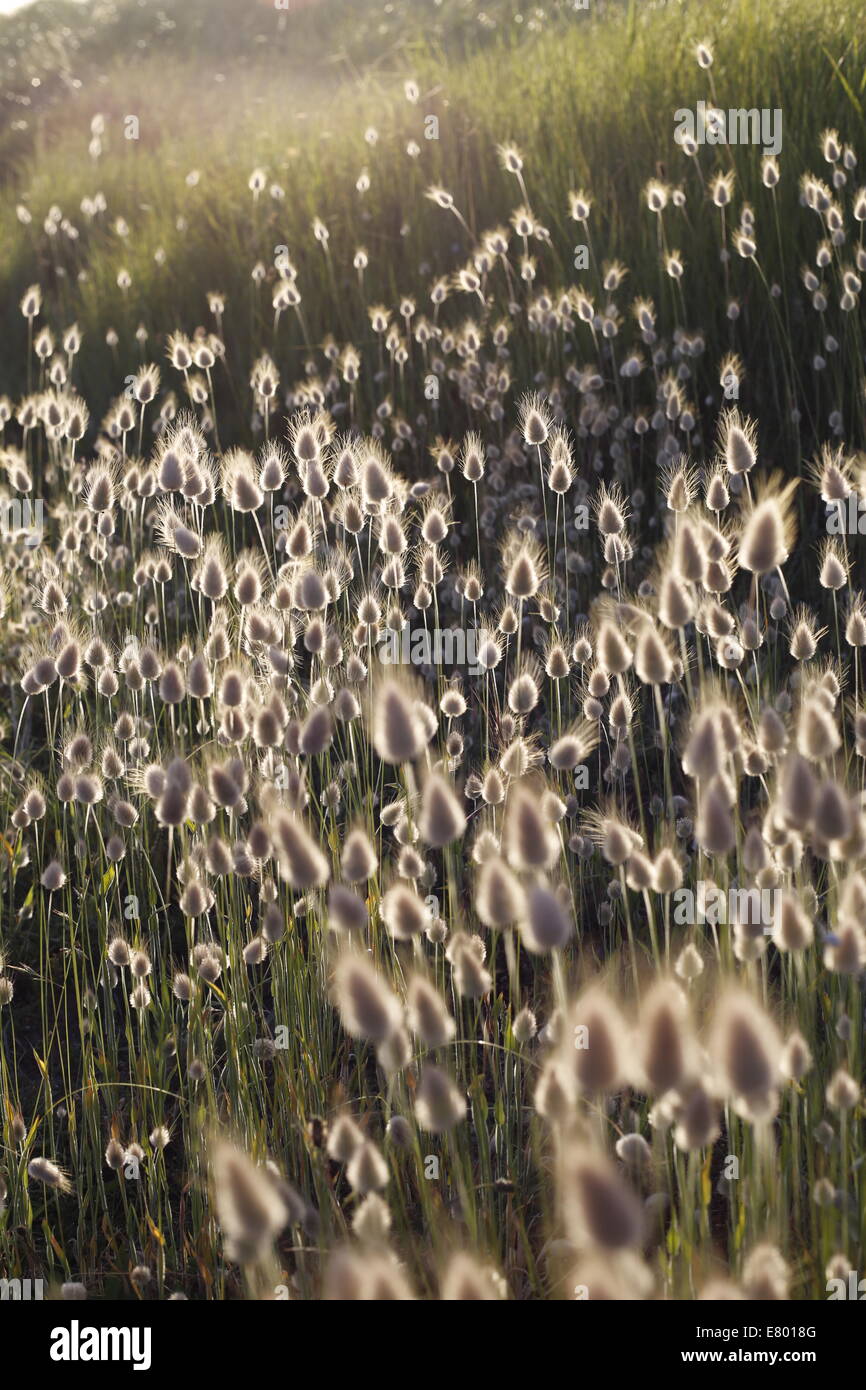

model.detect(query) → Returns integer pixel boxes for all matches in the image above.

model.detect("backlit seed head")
[569,988,626,1095]
[711,990,781,1121]
[639,980,694,1094]
[780,1030,813,1081]
[381,884,430,940]
[415,1066,467,1133]
[512,1007,538,1044]
[211,1138,288,1266]
[518,879,573,954]
[407,976,455,1048]
[28,1157,71,1194]
[418,772,466,848]
[372,678,427,764]
[738,480,798,575]
[561,1146,644,1251]
[334,953,402,1042]
[741,1244,789,1301]
[503,782,559,871]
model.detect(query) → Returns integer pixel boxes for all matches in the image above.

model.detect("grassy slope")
[0,0,863,436]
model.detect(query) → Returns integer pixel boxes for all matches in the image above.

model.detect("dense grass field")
[1,0,866,1303]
